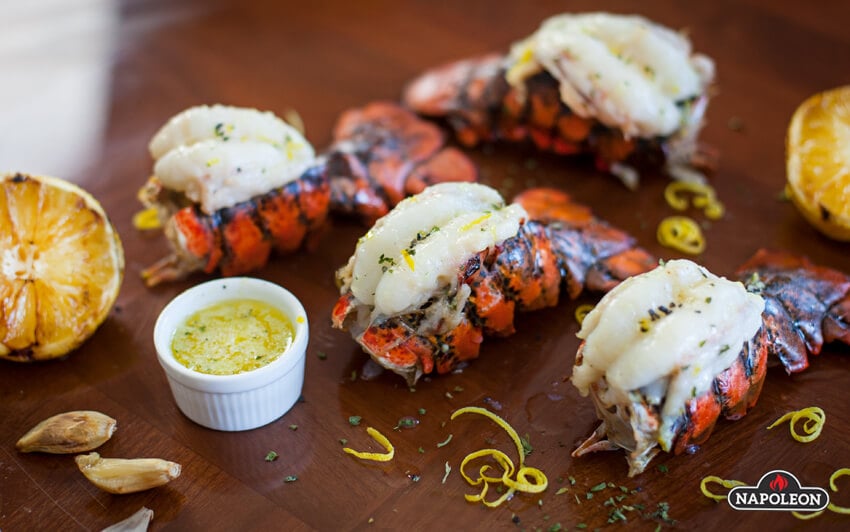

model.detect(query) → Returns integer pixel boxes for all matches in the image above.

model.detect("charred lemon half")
[0,173,124,361]
[786,86,850,240]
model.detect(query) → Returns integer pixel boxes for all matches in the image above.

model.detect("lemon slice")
[786,86,850,240]
[0,173,124,361]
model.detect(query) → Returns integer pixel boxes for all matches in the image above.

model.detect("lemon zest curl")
[767,406,825,443]
[451,406,548,507]
[342,426,395,462]
[657,216,705,254]
[664,181,725,220]
[574,304,595,325]
[699,476,746,502]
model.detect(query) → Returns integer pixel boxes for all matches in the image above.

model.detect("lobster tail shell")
[671,328,768,456]
[327,101,477,225]
[514,188,656,298]
[142,166,329,285]
[734,248,850,373]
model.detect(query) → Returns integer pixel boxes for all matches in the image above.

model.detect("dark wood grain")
[2,1,850,530]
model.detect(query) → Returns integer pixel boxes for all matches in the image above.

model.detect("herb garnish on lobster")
[139,102,476,285]
[331,182,656,386]
[403,13,716,187]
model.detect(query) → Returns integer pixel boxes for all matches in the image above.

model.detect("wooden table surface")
[2,1,850,530]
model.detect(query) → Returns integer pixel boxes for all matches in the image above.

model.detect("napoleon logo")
[728,470,829,512]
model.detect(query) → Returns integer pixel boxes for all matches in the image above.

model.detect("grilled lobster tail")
[572,249,850,476]
[331,186,656,386]
[573,328,769,477]
[734,248,850,373]
[141,102,477,286]
[403,13,716,186]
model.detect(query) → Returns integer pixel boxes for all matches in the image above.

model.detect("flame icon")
[769,473,789,491]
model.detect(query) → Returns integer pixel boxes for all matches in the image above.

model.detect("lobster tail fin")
[514,188,656,298]
[734,248,850,373]
[325,102,477,225]
[403,54,506,147]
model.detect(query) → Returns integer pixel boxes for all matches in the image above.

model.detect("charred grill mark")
[201,205,223,271]
[741,335,759,379]
[213,207,236,269]
[735,249,850,373]
[247,196,275,243]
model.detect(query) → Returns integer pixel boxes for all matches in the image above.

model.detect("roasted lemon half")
[0,173,124,361]
[786,86,850,241]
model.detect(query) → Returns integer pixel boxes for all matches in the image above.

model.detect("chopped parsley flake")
[608,508,627,523]
[348,415,362,426]
[394,417,417,430]
[520,434,533,457]
[378,253,397,273]
[265,451,278,462]
[590,481,607,492]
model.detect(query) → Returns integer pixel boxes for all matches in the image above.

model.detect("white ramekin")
[153,277,308,431]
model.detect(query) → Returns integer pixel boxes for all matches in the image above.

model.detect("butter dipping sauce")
[154,277,308,431]
[172,299,295,375]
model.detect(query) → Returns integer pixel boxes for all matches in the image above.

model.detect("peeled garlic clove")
[101,506,154,532]
[76,453,182,494]
[16,411,117,453]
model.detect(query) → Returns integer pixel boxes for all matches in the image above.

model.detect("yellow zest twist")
[828,468,850,515]
[132,207,161,230]
[664,182,725,220]
[699,476,746,502]
[792,467,850,520]
[574,304,595,326]
[657,216,706,254]
[342,427,395,462]
[767,406,825,443]
[451,406,548,508]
